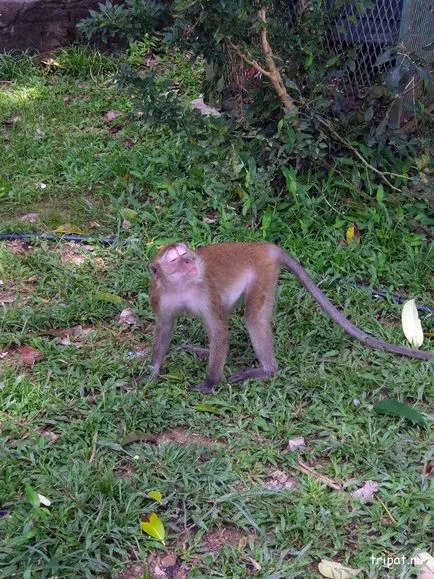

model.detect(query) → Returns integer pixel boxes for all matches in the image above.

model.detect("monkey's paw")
[188,381,215,394]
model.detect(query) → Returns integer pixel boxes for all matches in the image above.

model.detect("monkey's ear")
[148,264,157,276]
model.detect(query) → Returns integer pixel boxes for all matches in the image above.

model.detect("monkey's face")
[150,243,199,285]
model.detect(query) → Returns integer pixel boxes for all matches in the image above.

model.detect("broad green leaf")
[24,484,40,508]
[318,559,361,578]
[374,399,426,429]
[140,513,165,544]
[193,404,220,414]
[120,208,138,221]
[54,224,83,234]
[401,299,424,348]
[147,490,163,504]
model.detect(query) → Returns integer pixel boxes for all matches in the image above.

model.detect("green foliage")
[77,0,173,43]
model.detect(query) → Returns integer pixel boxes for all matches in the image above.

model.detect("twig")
[88,431,98,463]
[294,459,343,492]
[226,39,271,79]
[317,117,404,192]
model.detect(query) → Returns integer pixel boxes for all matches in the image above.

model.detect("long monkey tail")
[280,249,433,361]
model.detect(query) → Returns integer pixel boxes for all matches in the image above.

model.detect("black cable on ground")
[0,232,432,315]
[0,232,117,245]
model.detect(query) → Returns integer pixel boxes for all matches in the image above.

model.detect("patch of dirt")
[199,525,255,555]
[117,552,187,579]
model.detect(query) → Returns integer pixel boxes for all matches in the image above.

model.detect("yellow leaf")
[140,512,165,544]
[95,292,124,304]
[318,559,361,578]
[346,224,361,245]
[54,224,84,234]
[147,490,163,504]
[401,299,424,348]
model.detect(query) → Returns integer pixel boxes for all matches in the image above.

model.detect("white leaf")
[351,480,378,503]
[401,299,424,348]
[318,559,361,578]
[288,437,306,450]
[37,494,51,506]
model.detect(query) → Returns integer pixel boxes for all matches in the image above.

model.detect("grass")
[0,45,433,579]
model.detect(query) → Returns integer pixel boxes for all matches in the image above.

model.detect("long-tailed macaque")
[149,242,432,393]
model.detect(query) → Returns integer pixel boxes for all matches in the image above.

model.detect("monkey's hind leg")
[228,276,279,385]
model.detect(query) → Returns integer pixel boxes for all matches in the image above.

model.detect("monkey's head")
[149,243,200,286]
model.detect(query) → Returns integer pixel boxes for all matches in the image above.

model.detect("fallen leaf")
[246,556,262,571]
[16,345,44,366]
[0,292,15,304]
[351,480,378,503]
[108,125,123,135]
[20,213,39,223]
[119,309,139,325]
[147,490,163,504]
[346,224,361,245]
[424,463,434,477]
[193,404,220,415]
[120,208,138,221]
[413,552,434,579]
[288,437,306,451]
[140,513,165,544]
[95,292,124,305]
[318,559,361,578]
[54,224,83,234]
[6,240,33,255]
[374,399,426,428]
[122,219,131,230]
[402,299,424,348]
[104,110,123,121]
[38,183,47,189]
[37,494,51,507]
[3,112,21,125]
[264,469,296,490]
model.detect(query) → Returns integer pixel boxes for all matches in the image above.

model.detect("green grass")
[0,47,433,579]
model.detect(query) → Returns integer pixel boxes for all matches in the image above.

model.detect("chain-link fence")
[221,0,434,124]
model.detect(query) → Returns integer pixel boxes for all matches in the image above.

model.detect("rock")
[0,0,101,52]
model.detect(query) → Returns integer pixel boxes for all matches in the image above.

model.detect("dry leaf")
[318,559,361,578]
[15,345,44,366]
[54,224,83,234]
[351,480,378,503]
[402,299,424,348]
[424,463,434,477]
[0,292,15,304]
[20,213,39,223]
[122,219,131,230]
[3,112,21,125]
[288,437,306,450]
[191,97,221,117]
[104,110,123,121]
[264,469,296,490]
[119,309,139,325]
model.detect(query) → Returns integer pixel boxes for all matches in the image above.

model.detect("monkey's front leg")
[150,317,174,380]
[189,318,228,394]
